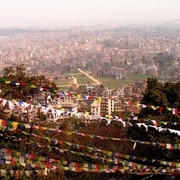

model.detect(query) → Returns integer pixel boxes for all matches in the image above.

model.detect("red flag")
[175,108,179,115]
[129,101,134,105]
[172,108,179,115]
[20,81,26,86]
[158,106,163,113]
[68,92,73,97]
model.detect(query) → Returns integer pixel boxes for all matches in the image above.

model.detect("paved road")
[77,68,101,85]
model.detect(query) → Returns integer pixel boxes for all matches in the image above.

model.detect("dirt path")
[77,68,101,85]
[72,75,79,87]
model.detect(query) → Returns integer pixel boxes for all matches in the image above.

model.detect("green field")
[55,71,155,90]
[54,79,73,86]
[97,74,155,89]
[73,74,94,84]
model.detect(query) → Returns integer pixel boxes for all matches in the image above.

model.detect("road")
[72,75,79,87]
[77,68,101,85]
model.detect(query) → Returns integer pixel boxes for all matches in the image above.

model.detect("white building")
[91,100,101,117]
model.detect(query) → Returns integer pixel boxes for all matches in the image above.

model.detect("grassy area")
[57,86,71,91]
[97,74,155,89]
[54,79,73,86]
[128,74,155,81]
[55,72,155,90]
[73,74,94,85]
[96,77,124,89]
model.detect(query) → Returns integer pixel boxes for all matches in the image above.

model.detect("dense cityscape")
[0,25,180,82]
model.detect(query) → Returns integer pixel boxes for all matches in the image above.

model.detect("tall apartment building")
[100,97,115,116]
[91,97,115,117]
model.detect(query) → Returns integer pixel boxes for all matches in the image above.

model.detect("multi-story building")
[100,97,115,116]
[91,100,101,117]
[114,102,123,113]
[90,97,115,117]
[60,100,78,112]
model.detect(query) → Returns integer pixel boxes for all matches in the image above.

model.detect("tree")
[0,64,58,100]
[139,78,180,121]
[153,52,175,68]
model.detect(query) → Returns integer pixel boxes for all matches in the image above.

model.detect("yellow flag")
[22,131,28,135]
[46,137,51,142]
[151,106,157,110]
[64,167,69,170]
[167,107,172,111]
[39,157,46,161]
[77,94,81,99]
[12,99,17,103]
[63,161,68,165]
[12,122,18,130]
[84,164,88,168]
[106,151,112,156]
[85,111,89,115]
[108,115,113,119]
[97,97,102,103]
[83,168,89,172]
[5,81,10,84]
[16,152,21,156]
[21,162,26,167]
[30,85,36,88]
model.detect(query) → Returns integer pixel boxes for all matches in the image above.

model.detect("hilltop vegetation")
[0,64,57,101]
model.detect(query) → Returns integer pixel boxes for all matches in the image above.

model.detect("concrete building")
[61,100,78,112]
[91,100,101,117]
[100,97,115,116]
[114,102,123,113]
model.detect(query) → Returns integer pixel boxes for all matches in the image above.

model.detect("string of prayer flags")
[0,169,35,177]
[0,96,179,124]
[0,77,58,92]
[1,78,178,115]
[2,132,180,171]
[1,148,180,175]
[1,119,180,149]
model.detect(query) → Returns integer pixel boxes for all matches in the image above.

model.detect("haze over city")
[0,0,180,28]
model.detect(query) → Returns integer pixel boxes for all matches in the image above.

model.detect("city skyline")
[0,0,180,28]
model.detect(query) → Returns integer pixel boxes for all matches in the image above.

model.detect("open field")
[73,73,94,85]
[96,74,155,89]
[54,79,73,87]
[55,70,155,90]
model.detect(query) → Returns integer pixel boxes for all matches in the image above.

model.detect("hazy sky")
[0,0,180,28]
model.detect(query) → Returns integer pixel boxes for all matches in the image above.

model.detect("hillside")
[0,66,179,179]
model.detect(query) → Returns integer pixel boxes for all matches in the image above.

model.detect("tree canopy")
[0,64,58,101]
[139,78,180,121]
